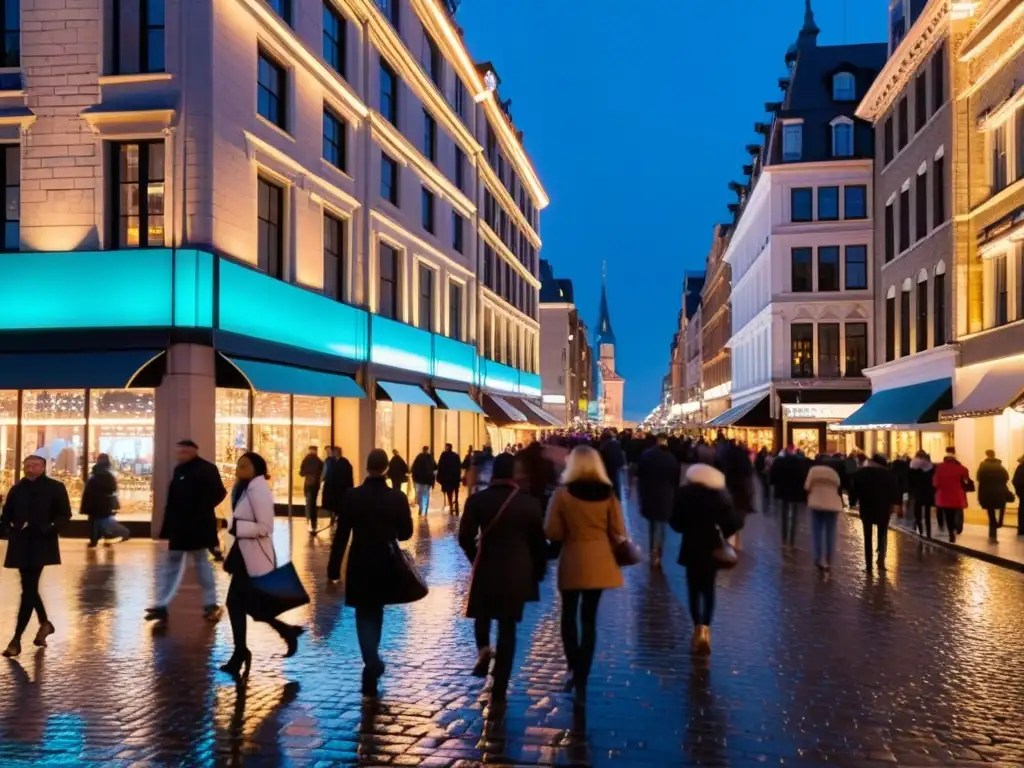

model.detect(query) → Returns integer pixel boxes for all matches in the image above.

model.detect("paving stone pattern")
[1,498,1023,767]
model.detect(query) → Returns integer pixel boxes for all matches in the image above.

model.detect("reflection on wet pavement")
[1,500,1024,766]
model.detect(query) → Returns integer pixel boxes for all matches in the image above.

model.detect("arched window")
[934,261,947,345]
[831,117,854,158]
[885,286,896,361]
[900,279,912,357]
[833,72,856,102]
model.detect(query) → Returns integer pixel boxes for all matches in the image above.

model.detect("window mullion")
[139,143,149,248]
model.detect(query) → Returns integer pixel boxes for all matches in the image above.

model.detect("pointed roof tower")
[596,261,616,347]
[797,0,819,49]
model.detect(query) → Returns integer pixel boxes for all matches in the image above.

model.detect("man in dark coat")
[770,450,809,547]
[977,450,1011,541]
[599,432,626,500]
[636,434,681,567]
[321,447,354,525]
[907,452,937,538]
[0,455,71,656]
[81,453,131,546]
[849,455,902,572]
[328,449,414,695]
[411,446,437,517]
[299,445,325,534]
[458,453,546,704]
[436,443,463,515]
[146,440,227,623]
[1014,456,1024,537]
[387,450,409,495]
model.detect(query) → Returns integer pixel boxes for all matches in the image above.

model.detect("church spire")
[797,0,820,48]
[597,262,616,347]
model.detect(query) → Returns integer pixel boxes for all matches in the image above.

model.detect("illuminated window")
[790,324,814,378]
[291,396,331,506]
[253,392,291,504]
[112,141,165,249]
[1,144,18,251]
[21,390,86,508]
[323,107,346,171]
[994,252,1009,327]
[88,389,155,517]
[215,388,250,516]
[322,1,345,76]
[257,176,284,278]
[257,49,287,129]
[0,391,15,497]
[833,72,855,102]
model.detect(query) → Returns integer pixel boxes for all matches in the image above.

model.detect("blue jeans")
[648,520,666,559]
[811,509,838,566]
[89,516,130,545]
[414,484,432,516]
[156,549,218,608]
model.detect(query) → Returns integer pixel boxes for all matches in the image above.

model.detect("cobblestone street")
[2,498,1024,767]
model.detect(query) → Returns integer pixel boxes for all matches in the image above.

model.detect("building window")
[932,43,944,110]
[818,246,839,292]
[112,141,165,249]
[483,308,492,359]
[916,279,928,352]
[380,60,397,125]
[257,176,284,278]
[783,123,802,162]
[933,155,945,226]
[792,247,812,292]
[112,0,164,74]
[376,0,398,27]
[845,245,867,290]
[832,121,853,158]
[818,324,840,377]
[323,107,346,172]
[885,295,896,362]
[267,0,290,23]
[791,187,812,222]
[883,117,894,165]
[423,110,437,163]
[257,49,287,129]
[483,245,494,288]
[898,187,910,252]
[448,282,462,340]
[791,324,814,378]
[0,0,17,67]
[897,97,908,151]
[323,2,345,77]
[991,124,1008,193]
[454,79,467,119]
[323,212,345,300]
[418,264,434,331]
[421,187,434,233]
[454,146,464,190]
[378,243,399,320]
[884,201,895,262]
[844,185,867,219]
[934,270,946,344]
[818,186,839,220]
[900,286,911,357]
[424,33,441,88]
[0,144,17,250]
[845,323,868,376]
[994,252,1009,327]
[452,211,464,253]
[914,73,927,133]
[833,72,856,102]
[381,152,398,204]
[915,170,928,242]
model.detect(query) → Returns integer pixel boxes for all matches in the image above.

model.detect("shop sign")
[783,403,860,421]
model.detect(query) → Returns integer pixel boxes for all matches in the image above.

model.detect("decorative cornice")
[856,0,949,123]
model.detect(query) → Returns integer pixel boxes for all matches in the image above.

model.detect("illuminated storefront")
[782,403,861,456]
[706,395,774,451]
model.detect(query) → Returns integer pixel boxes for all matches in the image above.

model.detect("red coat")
[933,458,969,509]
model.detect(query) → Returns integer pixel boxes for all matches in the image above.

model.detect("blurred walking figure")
[321,447,354,525]
[933,447,970,543]
[599,432,626,500]
[81,453,130,546]
[514,441,558,512]
[849,455,901,572]
[977,450,1011,542]
[545,445,625,702]
[458,453,547,706]
[670,463,736,655]
[466,446,495,495]
[770,448,809,547]
[327,449,414,696]
[146,440,227,624]
[387,449,409,494]
[0,455,72,657]
[437,443,463,515]
[411,446,437,517]
[636,434,680,568]
[299,445,324,534]
[1014,456,1024,537]
[221,452,304,678]
[805,458,843,571]
[907,451,936,538]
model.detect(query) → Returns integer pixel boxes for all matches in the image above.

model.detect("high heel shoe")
[219,649,252,678]
[34,621,55,647]
[2,639,20,658]
[281,625,305,659]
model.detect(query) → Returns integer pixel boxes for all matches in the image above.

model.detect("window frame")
[991,123,1008,193]
[790,323,814,378]
[110,140,166,250]
[791,247,813,293]
[452,211,464,254]
[831,119,854,158]
[380,59,398,125]
[257,48,288,130]
[421,186,435,234]
[817,186,839,221]
[418,263,435,332]
[782,122,803,163]
[934,270,946,345]
[791,187,813,222]
[378,242,399,320]
[844,184,867,219]
[257,175,285,279]
[844,245,867,290]
[845,322,868,377]
[423,109,437,163]
[381,152,398,205]
[322,1,346,77]
[817,323,841,378]
[448,280,463,340]
[899,286,911,357]
[832,72,856,102]
[0,143,17,251]
[322,106,347,172]
[993,251,1009,327]
[915,169,928,242]
[817,245,840,292]
[916,277,928,352]
[323,210,346,301]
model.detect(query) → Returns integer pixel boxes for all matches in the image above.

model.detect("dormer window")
[782,121,803,162]
[831,117,854,158]
[833,72,856,102]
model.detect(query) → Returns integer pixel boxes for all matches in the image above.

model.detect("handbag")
[962,477,976,493]
[382,540,429,604]
[1006,488,1016,503]
[712,526,738,569]
[607,503,643,567]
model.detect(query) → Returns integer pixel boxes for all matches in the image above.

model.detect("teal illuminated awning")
[0,350,164,389]
[225,357,365,398]
[434,389,483,414]
[377,380,436,407]
[839,378,951,428]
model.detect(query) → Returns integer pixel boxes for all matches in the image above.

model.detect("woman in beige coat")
[545,445,625,699]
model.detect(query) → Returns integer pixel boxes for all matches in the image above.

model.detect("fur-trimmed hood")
[910,457,933,471]
[684,463,726,491]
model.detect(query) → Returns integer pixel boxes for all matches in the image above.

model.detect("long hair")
[232,451,270,509]
[561,445,611,486]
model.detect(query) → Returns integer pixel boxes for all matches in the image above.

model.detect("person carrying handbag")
[458,453,547,707]
[221,452,305,678]
[933,447,970,544]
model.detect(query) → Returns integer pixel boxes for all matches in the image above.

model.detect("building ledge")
[81,107,175,137]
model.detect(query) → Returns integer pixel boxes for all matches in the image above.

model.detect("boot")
[472,647,493,677]
[690,627,702,654]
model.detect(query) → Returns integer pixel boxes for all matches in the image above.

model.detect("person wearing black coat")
[80,453,131,546]
[599,435,626,500]
[328,449,414,695]
[458,453,547,704]
[636,435,681,567]
[907,452,937,538]
[977,450,1012,541]
[770,451,809,546]
[849,455,901,572]
[410,447,437,517]
[1014,456,1024,537]
[0,455,72,657]
[437,444,463,515]
[387,450,409,495]
[321,447,354,524]
[146,440,228,624]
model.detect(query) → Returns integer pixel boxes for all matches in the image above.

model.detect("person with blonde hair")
[545,444,625,702]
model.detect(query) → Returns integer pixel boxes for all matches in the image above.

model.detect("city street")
[1,499,1024,767]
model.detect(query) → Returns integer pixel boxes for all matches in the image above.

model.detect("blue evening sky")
[457,1,887,421]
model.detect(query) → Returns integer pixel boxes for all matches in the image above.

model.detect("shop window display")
[87,389,155,517]
[215,389,251,514]
[253,392,292,504]
[891,430,919,460]
[21,390,86,509]
[0,390,15,497]
[376,401,394,456]
[791,427,820,457]
[291,396,331,506]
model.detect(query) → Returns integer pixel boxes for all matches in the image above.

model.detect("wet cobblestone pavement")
[2,499,1024,767]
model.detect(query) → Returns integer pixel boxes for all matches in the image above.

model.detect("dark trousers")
[225,572,293,654]
[473,618,517,694]
[912,499,933,538]
[443,487,460,513]
[15,567,47,639]
[89,515,131,545]
[939,507,964,539]
[355,604,385,672]
[685,567,716,626]
[779,501,800,546]
[304,486,319,527]
[862,519,890,568]
[985,507,1005,539]
[560,589,602,685]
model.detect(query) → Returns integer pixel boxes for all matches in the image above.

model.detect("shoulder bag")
[473,489,518,569]
[607,501,643,567]
[712,525,739,568]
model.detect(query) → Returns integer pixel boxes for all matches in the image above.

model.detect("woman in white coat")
[220,452,303,677]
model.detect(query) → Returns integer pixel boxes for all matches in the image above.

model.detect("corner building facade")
[0,0,549,532]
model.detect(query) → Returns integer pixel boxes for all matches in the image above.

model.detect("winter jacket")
[669,464,735,570]
[599,440,626,499]
[545,481,625,591]
[411,452,437,486]
[80,465,119,519]
[387,455,409,489]
[721,443,757,516]
[907,458,935,507]
[850,463,901,525]
[436,450,463,492]
[770,453,810,503]
[976,457,1011,509]
[933,457,969,510]
[1,474,72,569]
[804,465,844,513]
[326,476,414,606]
[228,475,277,578]
[636,445,681,522]
[299,454,324,489]
[1014,458,1024,505]
[159,456,227,551]
[321,456,354,513]
[458,483,547,622]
